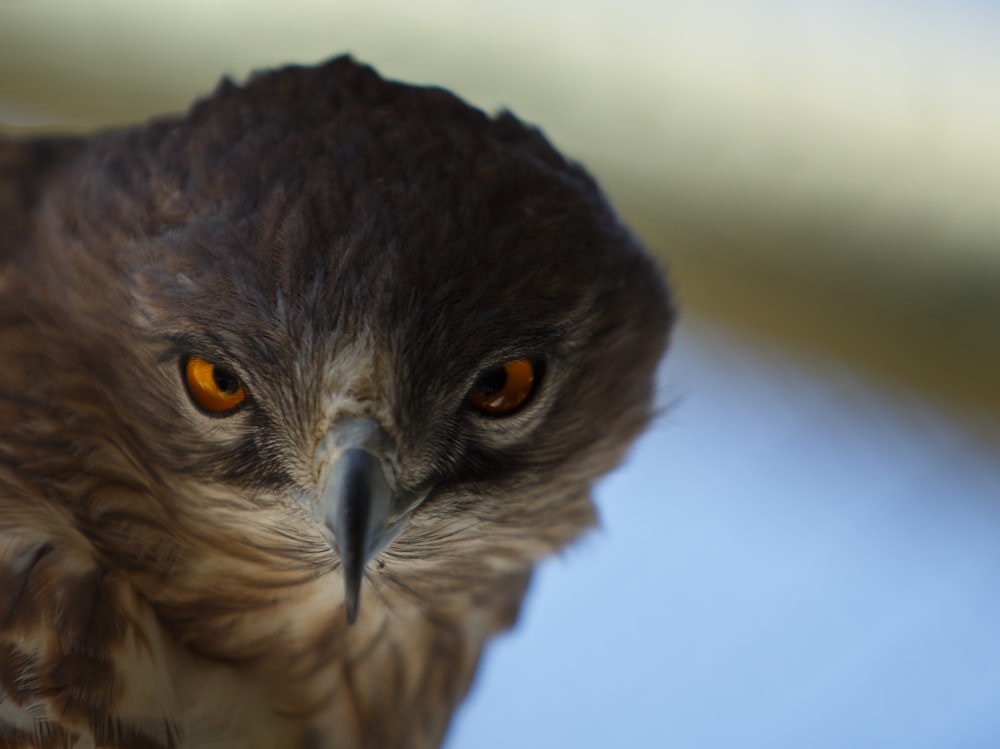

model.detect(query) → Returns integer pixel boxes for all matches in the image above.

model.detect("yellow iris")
[185,356,246,413]
[468,358,536,415]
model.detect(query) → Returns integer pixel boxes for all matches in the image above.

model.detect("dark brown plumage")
[0,57,674,748]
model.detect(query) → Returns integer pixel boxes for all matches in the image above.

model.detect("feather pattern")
[0,57,673,747]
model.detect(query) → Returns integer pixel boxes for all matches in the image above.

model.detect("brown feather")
[0,56,673,747]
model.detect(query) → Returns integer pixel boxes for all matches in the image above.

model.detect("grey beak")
[324,447,393,624]
[317,418,417,624]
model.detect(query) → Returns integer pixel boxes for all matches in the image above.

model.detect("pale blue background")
[447,322,1000,748]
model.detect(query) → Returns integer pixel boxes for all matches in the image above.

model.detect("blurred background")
[2,0,998,746]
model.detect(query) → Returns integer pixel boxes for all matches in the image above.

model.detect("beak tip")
[337,539,365,626]
[345,598,359,625]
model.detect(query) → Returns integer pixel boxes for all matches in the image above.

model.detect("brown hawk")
[0,57,673,748]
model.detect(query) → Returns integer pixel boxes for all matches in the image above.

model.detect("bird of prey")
[0,56,673,748]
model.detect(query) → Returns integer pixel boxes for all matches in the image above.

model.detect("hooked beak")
[316,418,417,624]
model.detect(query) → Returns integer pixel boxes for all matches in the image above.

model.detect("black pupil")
[212,366,240,395]
[474,366,507,397]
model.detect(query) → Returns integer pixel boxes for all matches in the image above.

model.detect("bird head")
[13,57,674,644]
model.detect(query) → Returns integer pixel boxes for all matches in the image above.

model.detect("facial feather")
[0,56,673,748]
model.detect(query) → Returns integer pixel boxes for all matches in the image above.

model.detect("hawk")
[0,57,673,748]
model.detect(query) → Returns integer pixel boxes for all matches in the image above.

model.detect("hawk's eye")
[184,356,247,414]
[468,358,537,416]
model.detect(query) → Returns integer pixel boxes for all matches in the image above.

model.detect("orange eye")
[184,356,247,414]
[468,358,536,415]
